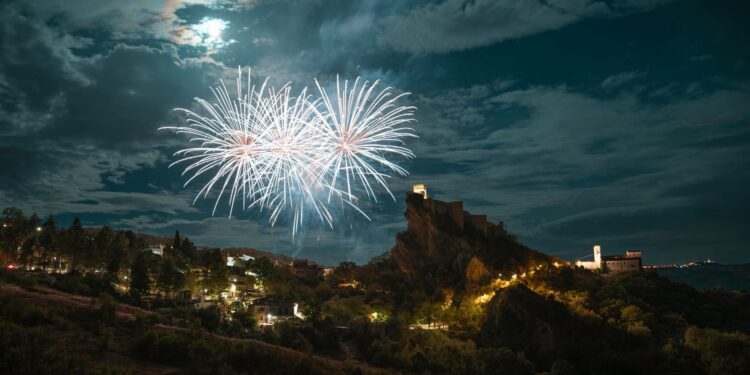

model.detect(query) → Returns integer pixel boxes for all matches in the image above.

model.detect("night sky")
[1,0,748,265]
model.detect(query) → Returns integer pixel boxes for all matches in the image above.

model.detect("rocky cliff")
[390,193,554,291]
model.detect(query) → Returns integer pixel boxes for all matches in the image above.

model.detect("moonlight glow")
[161,69,417,236]
[191,17,229,48]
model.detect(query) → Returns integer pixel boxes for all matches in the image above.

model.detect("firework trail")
[313,76,417,203]
[161,68,417,236]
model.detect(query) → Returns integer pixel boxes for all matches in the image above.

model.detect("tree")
[157,258,185,298]
[38,215,58,271]
[685,326,750,375]
[105,232,128,282]
[414,301,445,329]
[19,235,36,266]
[130,252,150,298]
[1,207,26,256]
[62,217,86,271]
[250,256,274,277]
[172,230,181,252]
[477,347,535,375]
[67,217,82,237]
[201,249,228,294]
[330,261,357,285]
[180,236,196,260]
[551,360,577,375]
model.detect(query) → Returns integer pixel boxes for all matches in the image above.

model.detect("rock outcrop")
[390,193,553,291]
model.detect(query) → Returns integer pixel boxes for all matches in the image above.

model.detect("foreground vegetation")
[3,264,750,374]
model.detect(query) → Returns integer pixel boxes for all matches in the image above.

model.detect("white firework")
[313,76,417,203]
[162,68,269,217]
[250,84,334,235]
[162,68,417,237]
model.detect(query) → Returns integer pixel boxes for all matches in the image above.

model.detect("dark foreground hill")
[0,276,385,375]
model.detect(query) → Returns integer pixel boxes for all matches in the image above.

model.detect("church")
[576,244,643,274]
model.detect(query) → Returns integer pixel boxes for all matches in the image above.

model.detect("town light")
[36,226,42,232]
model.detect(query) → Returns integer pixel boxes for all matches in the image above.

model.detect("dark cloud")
[0,3,89,133]
[409,82,750,263]
[1,0,748,265]
[44,43,220,146]
[379,0,673,54]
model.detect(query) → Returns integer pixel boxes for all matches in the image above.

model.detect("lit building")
[227,254,254,267]
[146,244,164,256]
[412,183,428,199]
[252,299,304,326]
[576,244,602,270]
[576,244,643,274]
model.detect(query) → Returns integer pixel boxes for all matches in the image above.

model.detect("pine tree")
[38,215,57,271]
[202,249,228,293]
[180,236,196,260]
[71,217,82,232]
[130,253,150,298]
[173,230,181,252]
[158,258,177,297]
[65,217,85,272]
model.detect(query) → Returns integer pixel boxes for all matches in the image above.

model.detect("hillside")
[390,192,556,293]
[3,194,750,374]
[657,263,750,292]
[0,276,385,374]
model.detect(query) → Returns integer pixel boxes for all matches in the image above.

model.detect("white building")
[576,245,642,274]
[146,244,164,257]
[226,254,254,267]
[576,244,602,270]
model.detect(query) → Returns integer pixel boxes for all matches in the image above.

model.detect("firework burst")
[314,76,417,203]
[161,68,417,236]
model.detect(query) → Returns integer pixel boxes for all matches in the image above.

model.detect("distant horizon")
[14,196,746,267]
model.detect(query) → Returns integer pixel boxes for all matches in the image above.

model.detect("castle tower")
[412,183,428,199]
[593,244,602,268]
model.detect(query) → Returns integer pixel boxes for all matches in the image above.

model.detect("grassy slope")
[0,281,390,375]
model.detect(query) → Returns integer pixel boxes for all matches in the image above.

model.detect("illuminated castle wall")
[409,183,495,236]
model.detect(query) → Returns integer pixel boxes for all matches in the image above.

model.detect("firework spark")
[161,68,417,236]
[314,76,417,203]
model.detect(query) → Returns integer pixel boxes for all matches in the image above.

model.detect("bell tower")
[593,244,602,268]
